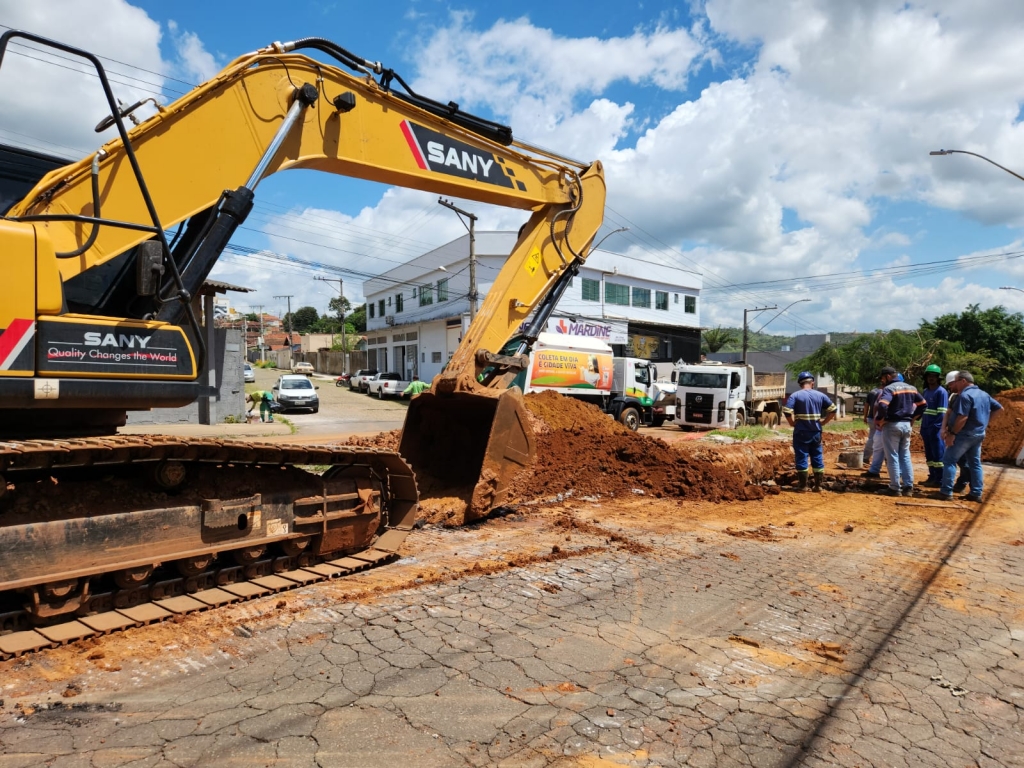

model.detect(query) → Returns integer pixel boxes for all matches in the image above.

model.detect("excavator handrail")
[0,29,206,369]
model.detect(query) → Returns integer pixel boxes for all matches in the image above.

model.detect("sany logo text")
[84,332,152,349]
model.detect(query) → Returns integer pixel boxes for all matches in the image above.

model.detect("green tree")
[701,326,738,354]
[789,329,1001,391]
[347,303,367,333]
[285,306,320,334]
[920,304,1024,391]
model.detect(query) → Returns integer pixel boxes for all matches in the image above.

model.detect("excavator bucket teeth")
[398,387,535,521]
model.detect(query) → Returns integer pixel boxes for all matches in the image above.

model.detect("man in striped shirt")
[783,371,837,492]
[920,364,948,487]
[874,366,927,496]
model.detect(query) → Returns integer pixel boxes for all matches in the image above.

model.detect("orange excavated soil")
[508,391,780,504]
[985,387,1024,462]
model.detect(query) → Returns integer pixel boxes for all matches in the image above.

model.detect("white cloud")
[167,20,219,82]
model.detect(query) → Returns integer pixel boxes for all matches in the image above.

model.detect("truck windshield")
[635,366,650,386]
[677,372,728,388]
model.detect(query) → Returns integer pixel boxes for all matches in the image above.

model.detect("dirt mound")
[508,392,777,505]
[341,430,400,451]
[985,387,1024,462]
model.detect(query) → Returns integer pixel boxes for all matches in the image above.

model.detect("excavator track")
[0,436,418,660]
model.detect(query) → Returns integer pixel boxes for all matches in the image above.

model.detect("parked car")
[291,361,314,375]
[335,372,351,387]
[349,368,378,392]
[272,374,320,413]
[365,372,410,399]
[243,362,255,383]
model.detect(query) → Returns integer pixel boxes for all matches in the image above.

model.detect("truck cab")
[672,363,747,429]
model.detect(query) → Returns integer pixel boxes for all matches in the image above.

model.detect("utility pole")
[438,198,478,321]
[250,304,264,363]
[742,305,776,364]
[316,276,348,373]
[274,294,294,347]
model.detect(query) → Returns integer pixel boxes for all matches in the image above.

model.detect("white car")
[291,361,314,375]
[272,374,320,413]
[243,362,255,383]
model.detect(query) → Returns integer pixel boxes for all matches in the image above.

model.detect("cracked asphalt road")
[1,466,1022,767]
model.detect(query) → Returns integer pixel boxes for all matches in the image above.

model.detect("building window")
[632,287,651,308]
[432,351,442,363]
[419,285,433,307]
[395,294,403,312]
[582,278,600,302]
[674,293,679,304]
[684,295,697,314]
[412,287,417,299]
[368,303,375,319]
[378,299,385,317]
[605,282,630,306]
[437,278,448,302]
[656,291,668,310]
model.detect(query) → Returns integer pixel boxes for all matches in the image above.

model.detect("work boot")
[811,472,823,493]
[795,471,808,492]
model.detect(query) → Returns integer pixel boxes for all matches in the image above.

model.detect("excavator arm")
[0,31,606,514]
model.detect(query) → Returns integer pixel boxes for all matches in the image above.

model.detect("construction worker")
[782,371,837,492]
[920,364,948,487]
[939,370,970,494]
[861,382,883,468]
[873,367,926,496]
[938,371,1003,502]
[246,390,275,422]
[402,375,429,398]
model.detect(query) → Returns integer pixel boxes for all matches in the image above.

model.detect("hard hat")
[925,364,941,375]
[797,371,814,384]
[945,370,959,385]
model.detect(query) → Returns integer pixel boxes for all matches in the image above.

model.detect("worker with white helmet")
[938,371,968,494]
[782,371,837,492]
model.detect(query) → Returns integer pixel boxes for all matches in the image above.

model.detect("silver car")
[243,362,255,383]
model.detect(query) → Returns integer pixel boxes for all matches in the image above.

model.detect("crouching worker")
[783,371,837,492]
[246,390,275,423]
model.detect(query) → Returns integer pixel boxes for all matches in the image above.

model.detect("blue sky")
[4,0,1024,334]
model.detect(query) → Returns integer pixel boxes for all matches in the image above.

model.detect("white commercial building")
[363,232,703,382]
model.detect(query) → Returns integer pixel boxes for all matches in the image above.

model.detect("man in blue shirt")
[920,364,949,487]
[783,371,837,492]
[938,371,1003,502]
[861,383,883,470]
[874,367,926,496]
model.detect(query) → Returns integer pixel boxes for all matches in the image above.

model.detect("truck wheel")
[377,388,384,400]
[768,412,779,428]
[651,416,665,428]
[758,412,770,427]
[734,409,746,429]
[618,407,641,431]
[680,425,694,432]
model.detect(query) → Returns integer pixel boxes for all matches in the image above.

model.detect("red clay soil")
[507,391,781,505]
[983,387,1024,462]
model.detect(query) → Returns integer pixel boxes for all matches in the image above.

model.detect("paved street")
[1,464,1021,767]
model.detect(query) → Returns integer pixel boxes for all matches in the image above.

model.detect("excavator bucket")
[398,387,535,521]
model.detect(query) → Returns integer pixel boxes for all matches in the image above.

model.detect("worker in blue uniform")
[783,371,837,492]
[920,364,948,487]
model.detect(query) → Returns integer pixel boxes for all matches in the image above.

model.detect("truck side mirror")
[730,372,741,389]
[671,372,677,383]
[136,241,165,297]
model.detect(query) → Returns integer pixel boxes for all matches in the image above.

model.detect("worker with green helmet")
[920,363,948,487]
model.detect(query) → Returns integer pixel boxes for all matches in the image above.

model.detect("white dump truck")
[669,362,786,430]
[521,333,666,430]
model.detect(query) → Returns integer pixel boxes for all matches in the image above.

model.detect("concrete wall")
[127,329,246,425]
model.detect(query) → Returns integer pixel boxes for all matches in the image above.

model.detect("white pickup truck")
[365,372,411,399]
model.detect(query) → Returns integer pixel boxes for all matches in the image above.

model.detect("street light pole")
[439,198,478,321]
[930,149,1024,184]
[742,306,777,364]
[755,298,812,334]
[591,226,629,253]
[316,276,348,372]
[1000,286,1024,293]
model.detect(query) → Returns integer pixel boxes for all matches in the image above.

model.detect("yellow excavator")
[0,31,604,631]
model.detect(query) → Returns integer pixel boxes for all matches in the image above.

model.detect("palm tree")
[702,326,738,354]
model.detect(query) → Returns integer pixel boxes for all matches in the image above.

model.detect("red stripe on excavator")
[400,120,428,170]
[0,318,34,370]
